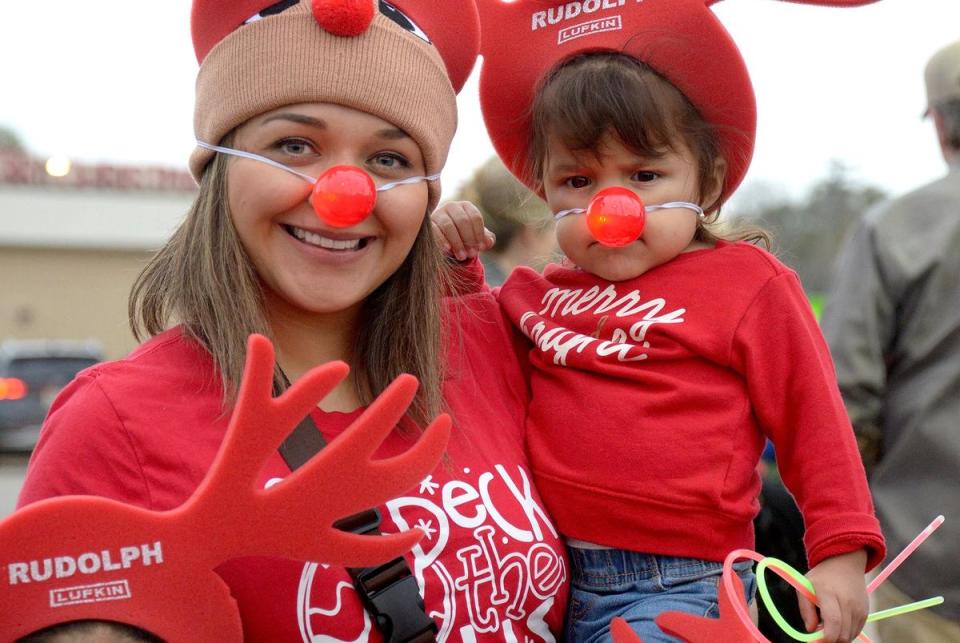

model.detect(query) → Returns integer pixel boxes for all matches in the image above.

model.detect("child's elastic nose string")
[553,187,707,247]
[194,141,442,191]
[554,201,706,221]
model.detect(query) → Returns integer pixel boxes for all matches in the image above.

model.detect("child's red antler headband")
[477,0,880,200]
[0,334,450,641]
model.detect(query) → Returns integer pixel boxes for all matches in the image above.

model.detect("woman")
[17,1,568,640]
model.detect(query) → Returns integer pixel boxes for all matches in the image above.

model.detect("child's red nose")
[310,165,377,228]
[586,187,646,247]
[312,0,375,37]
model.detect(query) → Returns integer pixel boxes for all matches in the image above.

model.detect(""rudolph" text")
[8,542,164,585]
[531,0,644,31]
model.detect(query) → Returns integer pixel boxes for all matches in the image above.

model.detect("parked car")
[0,339,103,452]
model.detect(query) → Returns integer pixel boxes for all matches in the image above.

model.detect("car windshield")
[5,357,98,385]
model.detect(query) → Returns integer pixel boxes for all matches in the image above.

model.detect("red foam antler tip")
[611,617,644,642]
[312,0,375,37]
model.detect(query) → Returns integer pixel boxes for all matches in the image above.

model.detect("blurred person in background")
[822,37,960,643]
[438,156,555,286]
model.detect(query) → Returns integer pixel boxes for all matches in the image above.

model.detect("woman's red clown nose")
[310,165,378,228]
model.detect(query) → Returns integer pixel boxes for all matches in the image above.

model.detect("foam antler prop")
[478,0,880,200]
[0,334,451,641]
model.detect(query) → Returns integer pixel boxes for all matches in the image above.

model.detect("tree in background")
[0,127,25,154]
[732,162,887,300]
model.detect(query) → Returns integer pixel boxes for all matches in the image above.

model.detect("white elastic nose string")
[553,201,706,221]
[378,174,443,191]
[195,141,441,192]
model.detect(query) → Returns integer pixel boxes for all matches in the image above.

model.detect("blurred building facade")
[0,152,195,359]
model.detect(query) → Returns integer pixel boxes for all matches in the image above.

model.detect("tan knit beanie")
[190,0,481,210]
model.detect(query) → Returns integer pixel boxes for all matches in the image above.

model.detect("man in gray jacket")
[822,38,960,643]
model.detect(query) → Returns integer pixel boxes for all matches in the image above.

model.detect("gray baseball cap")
[925,39,960,113]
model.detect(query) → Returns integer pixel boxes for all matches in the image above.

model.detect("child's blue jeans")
[565,546,757,642]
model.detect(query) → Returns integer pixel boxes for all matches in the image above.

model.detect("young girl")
[434,1,885,641]
[17,1,569,640]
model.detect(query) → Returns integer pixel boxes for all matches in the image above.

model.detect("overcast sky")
[2,0,959,210]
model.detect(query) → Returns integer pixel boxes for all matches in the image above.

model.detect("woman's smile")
[283,223,373,252]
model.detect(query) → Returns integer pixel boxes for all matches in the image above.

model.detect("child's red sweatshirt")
[495,241,885,570]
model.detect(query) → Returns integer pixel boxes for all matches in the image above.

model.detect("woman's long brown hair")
[129,150,450,427]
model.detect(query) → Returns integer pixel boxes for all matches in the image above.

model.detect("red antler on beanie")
[190,0,481,210]
[477,0,880,201]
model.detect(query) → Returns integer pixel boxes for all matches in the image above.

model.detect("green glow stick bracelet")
[719,516,944,642]
[755,556,944,642]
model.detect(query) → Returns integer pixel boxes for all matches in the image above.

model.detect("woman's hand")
[431,200,496,261]
[798,549,869,643]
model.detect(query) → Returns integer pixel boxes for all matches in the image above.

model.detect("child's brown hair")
[526,53,769,248]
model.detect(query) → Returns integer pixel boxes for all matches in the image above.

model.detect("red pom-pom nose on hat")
[310,166,378,228]
[312,0,375,37]
[586,187,647,247]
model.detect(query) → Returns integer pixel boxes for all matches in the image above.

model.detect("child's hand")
[798,549,869,643]
[431,200,496,261]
